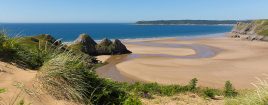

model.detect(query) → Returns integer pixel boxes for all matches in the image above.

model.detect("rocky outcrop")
[112,39,131,54]
[70,33,98,55]
[230,20,268,41]
[96,38,113,55]
[70,34,131,55]
[74,33,97,45]
[96,38,132,55]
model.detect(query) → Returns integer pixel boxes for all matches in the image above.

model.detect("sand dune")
[0,62,75,105]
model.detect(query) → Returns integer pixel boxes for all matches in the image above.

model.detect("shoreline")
[134,24,235,26]
[63,32,228,44]
[97,35,268,89]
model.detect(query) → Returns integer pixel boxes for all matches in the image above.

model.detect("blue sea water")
[0,23,233,41]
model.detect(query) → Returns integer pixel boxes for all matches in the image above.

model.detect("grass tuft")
[225,78,268,105]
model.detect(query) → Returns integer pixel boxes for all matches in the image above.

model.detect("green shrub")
[0,32,18,60]
[122,81,198,97]
[0,88,6,93]
[123,95,142,105]
[0,32,59,69]
[14,48,46,69]
[202,88,216,99]
[224,81,237,97]
[188,78,198,91]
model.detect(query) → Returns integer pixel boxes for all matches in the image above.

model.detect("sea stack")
[70,34,132,55]
[70,33,98,55]
[112,39,132,54]
[96,38,114,55]
[96,38,132,55]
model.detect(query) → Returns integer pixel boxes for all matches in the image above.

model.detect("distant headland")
[136,20,251,25]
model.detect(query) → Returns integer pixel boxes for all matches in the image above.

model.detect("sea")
[0,23,233,41]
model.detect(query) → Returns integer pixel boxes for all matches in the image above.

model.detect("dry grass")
[36,53,92,104]
[225,77,268,105]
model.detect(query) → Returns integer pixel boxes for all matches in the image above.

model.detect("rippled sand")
[97,37,268,89]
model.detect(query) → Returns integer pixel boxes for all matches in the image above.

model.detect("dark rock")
[96,38,114,55]
[70,34,131,55]
[112,39,132,54]
[98,38,113,46]
[30,38,39,43]
[70,33,97,55]
[74,33,97,46]
[96,38,131,55]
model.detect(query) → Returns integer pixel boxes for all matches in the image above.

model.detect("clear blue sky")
[1,0,268,23]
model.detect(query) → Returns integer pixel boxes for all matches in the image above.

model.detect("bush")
[14,48,46,69]
[123,95,142,105]
[0,32,18,60]
[224,81,237,97]
[188,78,198,91]
[0,88,6,93]
[202,88,216,99]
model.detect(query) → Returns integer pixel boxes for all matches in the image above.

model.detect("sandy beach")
[97,35,268,89]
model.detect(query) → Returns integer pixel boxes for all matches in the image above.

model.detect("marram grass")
[225,78,268,105]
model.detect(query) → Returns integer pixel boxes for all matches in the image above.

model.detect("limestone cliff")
[69,34,131,55]
[230,20,268,41]
[69,33,98,55]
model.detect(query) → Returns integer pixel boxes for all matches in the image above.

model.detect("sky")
[1,0,268,23]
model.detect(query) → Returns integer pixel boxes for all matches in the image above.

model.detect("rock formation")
[70,34,132,55]
[96,38,132,55]
[96,38,114,55]
[230,20,268,41]
[112,39,131,54]
[70,33,98,55]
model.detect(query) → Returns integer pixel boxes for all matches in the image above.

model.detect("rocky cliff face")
[112,39,131,54]
[70,33,98,55]
[230,20,268,41]
[69,34,131,55]
[96,38,132,55]
[96,38,114,55]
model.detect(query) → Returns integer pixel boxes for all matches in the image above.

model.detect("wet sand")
[96,36,268,89]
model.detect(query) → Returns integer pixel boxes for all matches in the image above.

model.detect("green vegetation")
[224,81,238,97]
[119,78,224,100]
[0,32,64,69]
[258,29,268,36]
[189,78,198,91]
[225,79,268,105]
[0,88,6,93]
[37,53,132,104]
[202,88,216,98]
[234,19,268,36]
[136,20,251,25]
[0,31,19,60]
